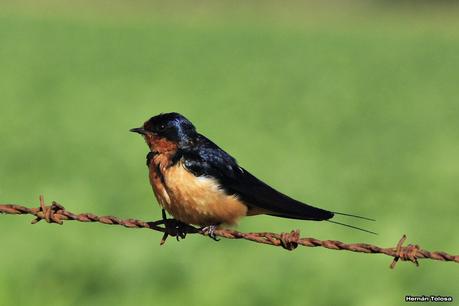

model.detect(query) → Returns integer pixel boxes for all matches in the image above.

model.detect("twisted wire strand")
[1,196,457,269]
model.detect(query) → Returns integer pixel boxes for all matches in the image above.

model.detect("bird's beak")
[130,127,147,135]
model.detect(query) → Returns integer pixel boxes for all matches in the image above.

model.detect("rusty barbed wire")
[1,196,458,269]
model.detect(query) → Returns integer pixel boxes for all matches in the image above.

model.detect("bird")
[130,112,375,239]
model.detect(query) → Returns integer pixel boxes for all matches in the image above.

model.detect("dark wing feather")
[182,134,333,221]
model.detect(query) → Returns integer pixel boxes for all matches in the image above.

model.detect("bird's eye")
[159,124,166,130]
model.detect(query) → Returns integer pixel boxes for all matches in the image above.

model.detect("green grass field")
[1,2,458,305]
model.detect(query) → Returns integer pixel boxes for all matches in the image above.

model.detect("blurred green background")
[1,1,458,305]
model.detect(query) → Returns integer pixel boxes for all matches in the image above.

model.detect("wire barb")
[0,196,458,269]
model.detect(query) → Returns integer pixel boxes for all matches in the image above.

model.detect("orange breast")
[149,154,247,226]
[148,153,172,207]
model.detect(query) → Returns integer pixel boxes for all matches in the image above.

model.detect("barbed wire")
[0,196,457,269]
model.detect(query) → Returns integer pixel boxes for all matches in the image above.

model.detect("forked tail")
[329,210,377,235]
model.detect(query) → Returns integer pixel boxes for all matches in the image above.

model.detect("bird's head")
[130,112,196,153]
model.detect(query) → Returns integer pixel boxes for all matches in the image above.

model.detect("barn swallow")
[131,112,375,238]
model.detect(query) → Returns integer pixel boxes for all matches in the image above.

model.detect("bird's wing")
[181,135,333,221]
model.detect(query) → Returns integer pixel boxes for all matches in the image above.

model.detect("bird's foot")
[152,209,197,245]
[200,224,220,241]
[163,218,190,241]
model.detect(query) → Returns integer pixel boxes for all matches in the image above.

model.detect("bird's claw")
[164,218,189,240]
[201,225,220,241]
[157,209,194,244]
